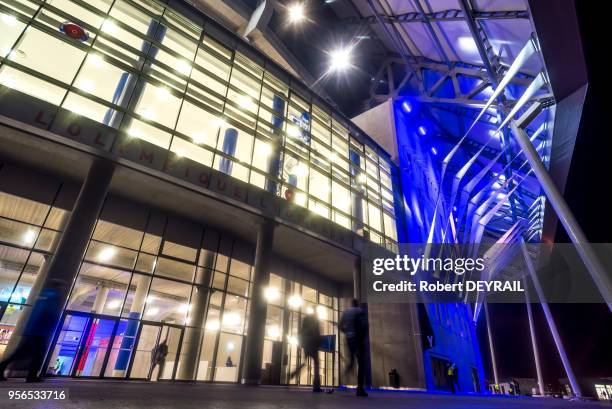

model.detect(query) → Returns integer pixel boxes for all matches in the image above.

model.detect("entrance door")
[46,313,117,378]
[129,323,183,380]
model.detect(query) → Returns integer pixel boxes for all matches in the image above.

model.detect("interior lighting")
[402,101,413,113]
[222,312,241,326]
[316,305,328,320]
[266,325,280,338]
[205,320,220,331]
[145,307,159,317]
[288,3,305,23]
[264,286,280,302]
[22,229,36,245]
[175,59,191,75]
[418,125,427,136]
[101,20,118,35]
[1,13,17,26]
[106,299,121,309]
[98,246,116,262]
[287,294,303,308]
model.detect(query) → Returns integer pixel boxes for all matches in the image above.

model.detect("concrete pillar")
[91,286,109,314]
[241,219,275,385]
[113,274,151,377]
[177,250,215,380]
[2,159,114,378]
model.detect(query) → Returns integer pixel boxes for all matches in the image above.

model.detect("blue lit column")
[265,94,285,195]
[112,274,151,377]
[219,128,238,175]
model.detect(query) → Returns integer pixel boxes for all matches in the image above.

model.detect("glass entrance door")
[46,313,118,378]
[129,323,183,381]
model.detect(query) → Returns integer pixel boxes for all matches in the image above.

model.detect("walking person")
[290,311,322,392]
[340,299,369,397]
[150,339,168,381]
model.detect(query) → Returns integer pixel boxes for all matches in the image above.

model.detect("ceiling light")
[146,307,159,317]
[222,312,241,326]
[226,341,235,351]
[156,86,171,101]
[213,117,226,128]
[22,229,36,245]
[329,46,353,72]
[305,306,314,315]
[418,125,427,136]
[293,163,308,177]
[89,53,104,67]
[258,142,272,157]
[0,75,16,88]
[128,126,142,138]
[287,335,299,346]
[288,3,305,23]
[205,319,220,331]
[264,286,280,302]
[316,305,328,320]
[287,294,303,308]
[2,13,18,26]
[98,246,116,262]
[106,299,121,309]
[175,59,191,75]
[294,192,307,206]
[192,133,205,144]
[177,303,189,313]
[101,20,118,35]
[402,101,413,113]
[237,95,254,110]
[286,125,300,138]
[356,173,367,185]
[140,108,155,120]
[266,325,280,338]
[457,36,479,54]
[78,79,95,93]
[431,147,438,155]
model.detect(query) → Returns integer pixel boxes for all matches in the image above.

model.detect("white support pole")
[483,302,499,387]
[524,278,545,395]
[520,240,582,397]
[510,121,612,312]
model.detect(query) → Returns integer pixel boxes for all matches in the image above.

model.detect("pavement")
[0,379,610,409]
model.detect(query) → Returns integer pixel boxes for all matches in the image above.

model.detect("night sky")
[477,1,612,386]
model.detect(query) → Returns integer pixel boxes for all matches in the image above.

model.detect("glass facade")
[262,273,339,387]
[0,0,398,249]
[0,168,340,384]
[0,190,69,357]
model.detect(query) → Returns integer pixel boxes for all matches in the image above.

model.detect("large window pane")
[10,27,85,84]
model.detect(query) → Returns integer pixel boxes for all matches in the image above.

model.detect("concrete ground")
[0,379,610,409]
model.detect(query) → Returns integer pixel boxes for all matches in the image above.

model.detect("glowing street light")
[288,3,305,23]
[328,46,353,72]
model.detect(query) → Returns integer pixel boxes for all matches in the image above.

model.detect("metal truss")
[363,56,538,113]
[343,8,529,25]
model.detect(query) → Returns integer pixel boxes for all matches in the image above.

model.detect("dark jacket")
[300,314,320,356]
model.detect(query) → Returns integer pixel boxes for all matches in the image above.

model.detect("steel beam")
[343,9,529,24]
[511,122,612,311]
